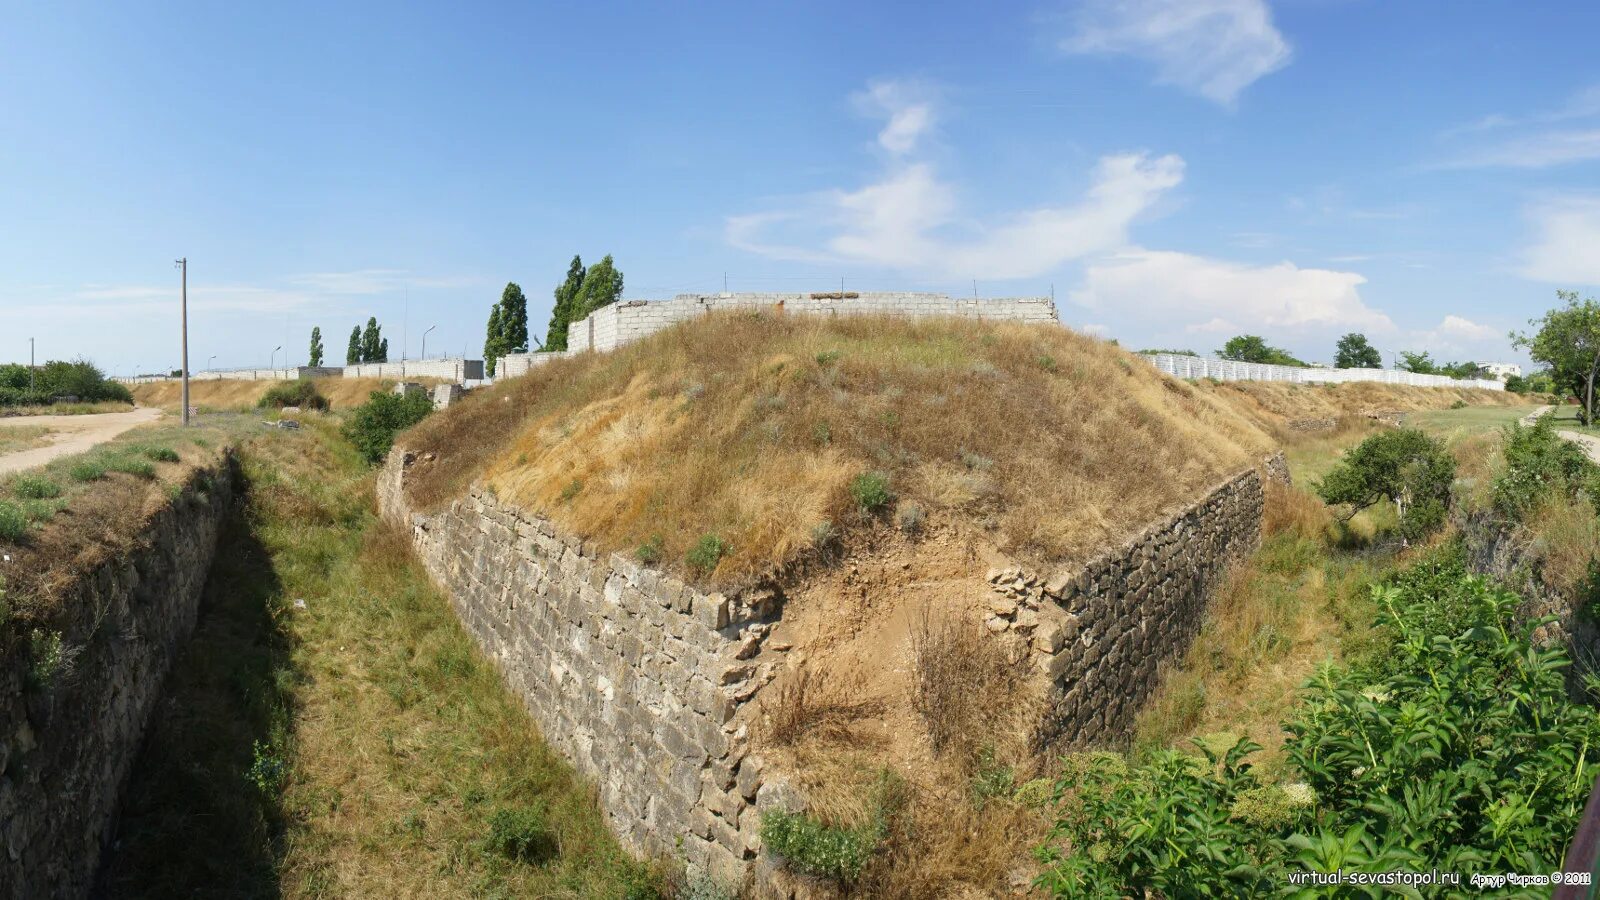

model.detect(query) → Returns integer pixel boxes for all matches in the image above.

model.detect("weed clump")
[685,534,728,574]
[142,446,181,463]
[0,501,28,542]
[257,379,330,411]
[68,459,106,482]
[107,456,157,479]
[11,475,60,500]
[849,472,893,515]
[483,805,556,864]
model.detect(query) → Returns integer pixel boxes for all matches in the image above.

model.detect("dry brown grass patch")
[761,666,886,748]
[908,608,1030,764]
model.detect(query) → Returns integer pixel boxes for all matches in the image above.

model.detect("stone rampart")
[0,457,235,899]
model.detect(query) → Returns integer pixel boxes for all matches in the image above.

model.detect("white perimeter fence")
[1142,353,1505,391]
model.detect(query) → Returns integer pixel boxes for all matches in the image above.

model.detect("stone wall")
[982,463,1269,747]
[497,292,1059,377]
[0,457,235,899]
[377,453,777,883]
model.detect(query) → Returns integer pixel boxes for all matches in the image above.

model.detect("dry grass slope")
[402,313,1277,582]
[130,377,413,412]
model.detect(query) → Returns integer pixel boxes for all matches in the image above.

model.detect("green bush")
[848,472,893,515]
[68,459,106,482]
[12,475,61,500]
[1035,550,1600,896]
[1492,415,1599,518]
[107,456,156,479]
[761,811,877,882]
[1314,427,1455,541]
[343,390,433,464]
[0,359,131,406]
[636,534,663,565]
[142,446,181,463]
[257,379,329,411]
[0,501,28,542]
[686,534,728,574]
[483,805,556,863]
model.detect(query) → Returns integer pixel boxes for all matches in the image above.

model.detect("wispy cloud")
[1437,84,1600,169]
[1519,196,1600,285]
[728,82,1185,279]
[852,79,937,156]
[1059,0,1291,106]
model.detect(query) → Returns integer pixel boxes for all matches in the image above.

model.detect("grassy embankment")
[130,377,416,414]
[99,418,658,898]
[0,400,134,417]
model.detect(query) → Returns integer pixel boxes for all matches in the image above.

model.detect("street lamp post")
[207,354,217,372]
[28,338,34,392]
[176,258,189,426]
[421,325,436,361]
[270,346,282,378]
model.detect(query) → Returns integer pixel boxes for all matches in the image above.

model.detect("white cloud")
[1520,197,1600,285]
[1070,250,1393,336]
[1060,0,1291,105]
[853,80,936,155]
[1442,129,1600,169]
[728,152,1184,279]
[1409,315,1509,362]
[1435,314,1499,342]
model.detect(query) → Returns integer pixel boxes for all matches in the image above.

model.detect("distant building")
[1478,362,1522,381]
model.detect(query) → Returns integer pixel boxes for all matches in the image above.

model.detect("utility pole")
[28,338,34,392]
[422,324,436,360]
[176,258,190,426]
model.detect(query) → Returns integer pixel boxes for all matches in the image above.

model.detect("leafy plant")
[0,500,28,542]
[107,456,156,479]
[68,459,106,482]
[686,534,728,574]
[1035,550,1600,896]
[343,390,433,464]
[141,446,181,463]
[1315,427,1455,541]
[246,740,287,795]
[11,475,60,500]
[849,471,893,515]
[483,804,556,864]
[636,533,664,565]
[761,772,903,882]
[1492,415,1599,518]
[257,379,329,411]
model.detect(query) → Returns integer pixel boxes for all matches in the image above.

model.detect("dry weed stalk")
[908,608,1025,763]
[762,666,885,747]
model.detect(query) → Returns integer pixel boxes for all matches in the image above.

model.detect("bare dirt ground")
[0,407,164,475]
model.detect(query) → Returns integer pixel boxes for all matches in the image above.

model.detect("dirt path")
[1519,405,1600,465]
[0,407,165,475]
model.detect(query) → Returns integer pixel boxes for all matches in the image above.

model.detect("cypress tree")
[309,326,324,367]
[577,254,624,320]
[545,255,585,352]
[361,317,382,363]
[500,282,529,353]
[484,304,506,377]
[346,326,361,365]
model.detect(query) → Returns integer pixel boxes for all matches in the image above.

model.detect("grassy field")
[0,400,135,417]
[1402,403,1540,438]
[130,377,428,413]
[99,419,659,898]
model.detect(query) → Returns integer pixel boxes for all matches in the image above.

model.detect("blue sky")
[4,0,1599,373]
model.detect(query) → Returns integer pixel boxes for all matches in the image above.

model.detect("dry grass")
[402,313,1277,583]
[1195,379,1523,439]
[908,608,1028,762]
[1525,493,1600,602]
[129,377,408,412]
[0,424,53,455]
[761,666,886,747]
[0,401,132,416]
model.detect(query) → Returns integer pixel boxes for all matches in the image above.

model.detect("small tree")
[1513,291,1600,425]
[1315,428,1456,542]
[343,390,433,464]
[1398,350,1437,374]
[308,327,324,367]
[377,337,388,363]
[346,327,361,365]
[484,304,507,377]
[1218,335,1304,366]
[545,255,585,352]
[360,317,383,363]
[1334,333,1382,369]
[577,254,624,320]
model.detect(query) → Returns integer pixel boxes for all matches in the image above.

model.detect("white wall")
[1143,353,1506,391]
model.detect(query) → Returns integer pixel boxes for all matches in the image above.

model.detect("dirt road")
[0,407,165,476]
[1519,405,1600,465]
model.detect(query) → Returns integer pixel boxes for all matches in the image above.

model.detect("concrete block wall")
[378,453,779,884]
[0,458,235,899]
[341,358,485,381]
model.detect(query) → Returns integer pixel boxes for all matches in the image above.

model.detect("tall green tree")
[360,317,383,363]
[346,326,361,365]
[1333,332,1382,369]
[576,254,624,320]
[499,282,530,353]
[1217,335,1304,366]
[544,255,585,352]
[1513,290,1600,424]
[377,337,388,363]
[308,326,325,367]
[484,304,507,377]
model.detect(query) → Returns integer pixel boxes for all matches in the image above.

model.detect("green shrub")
[0,501,28,542]
[849,472,893,514]
[68,459,106,482]
[27,629,69,689]
[142,446,181,463]
[1035,551,1600,896]
[1314,427,1455,541]
[760,812,877,882]
[1450,398,1467,409]
[343,390,434,464]
[560,479,583,502]
[686,534,729,574]
[107,456,157,479]
[12,475,61,500]
[1492,416,1599,518]
[636,534,663,565]
[246,740,287,795]
[815,350,842,366]
[257,379,330,411]
[483,805,556,863]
